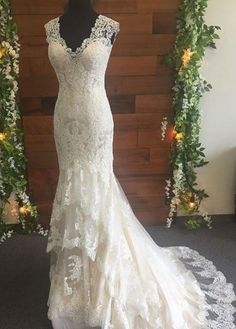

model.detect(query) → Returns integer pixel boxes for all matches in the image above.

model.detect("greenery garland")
[162,0,220,229]
[0,0,48,243]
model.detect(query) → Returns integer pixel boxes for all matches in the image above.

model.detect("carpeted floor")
[0,216,235,329]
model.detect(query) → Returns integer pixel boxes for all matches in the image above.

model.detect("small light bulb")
[19,206,30,214]
[175,132,184,140]
[0,132,6,141]
[189,202,195,209]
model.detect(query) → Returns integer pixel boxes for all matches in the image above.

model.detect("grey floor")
[0,216,235,329]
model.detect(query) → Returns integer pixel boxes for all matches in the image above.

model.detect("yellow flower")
[189,201,195,209]
[19,205,31,214]
[0,132,6,141]
[0,46,6,59]
[181,48,194,67]
[175,132,184,141]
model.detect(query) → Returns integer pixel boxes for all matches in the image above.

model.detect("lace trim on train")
[44,14,120,57]
[164,246,236,329]
[47,245,236,328]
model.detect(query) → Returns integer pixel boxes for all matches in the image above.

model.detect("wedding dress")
[44,14,236,329]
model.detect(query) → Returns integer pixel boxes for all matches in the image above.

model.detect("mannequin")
[59,0,116,52]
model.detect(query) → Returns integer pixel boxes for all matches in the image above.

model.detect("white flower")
[202,212,212,229]
[6,74,13,80]
[13,80,18,92]
[166,217,174,228]
[2,41,10,48]
[161,117,168,141]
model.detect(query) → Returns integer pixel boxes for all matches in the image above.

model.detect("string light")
[0,132,6,141]
[172,129,184,141]
[175,132,184,141]
[189,201,195,209]
[189,195,196,209]
[19,205,30,214]
[0,46,6,60]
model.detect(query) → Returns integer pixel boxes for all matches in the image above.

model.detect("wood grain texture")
[138,0,180,12]
[19,1,177,225]
[153,12,177,34]
[11,0,137,14]
[15,14,152,36]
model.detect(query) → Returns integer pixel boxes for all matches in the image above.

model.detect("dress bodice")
[43,14,120,178]
[44,14,120,94]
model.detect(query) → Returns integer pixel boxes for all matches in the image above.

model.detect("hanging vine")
[0,0,48,243]
[162,0,220,229]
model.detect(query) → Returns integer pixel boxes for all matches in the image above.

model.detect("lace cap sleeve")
[44,18,57,44]
[105,18,120,44]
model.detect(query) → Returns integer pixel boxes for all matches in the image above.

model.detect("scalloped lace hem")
[163,246,236,329]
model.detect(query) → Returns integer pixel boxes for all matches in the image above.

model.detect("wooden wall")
[11,0,179,227]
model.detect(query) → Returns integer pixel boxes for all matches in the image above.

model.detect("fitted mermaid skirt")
[44,14,236,329]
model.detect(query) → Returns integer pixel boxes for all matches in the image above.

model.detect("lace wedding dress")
[44,14,236,329]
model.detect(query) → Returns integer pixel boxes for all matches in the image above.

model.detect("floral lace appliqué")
[44,14,120,58]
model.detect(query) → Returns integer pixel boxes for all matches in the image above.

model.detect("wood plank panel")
[23,116,53,134]
[136,94,172,113]
[28,169,58,192]
[24,135,55,151]
[153,12,177,34]
[113,34,176,56]
[20,57,54,79]
[107,75,173,96]
[20,98,42,113]
[133,207,169,225]
[12,0,137,14]
[138,0,180,12]
[113,130,138,149]
[112,13,152,34]
[14,13,151,36]
[138,128,171,147]
[114,113,172,130]
[114,154,170,175]
[108,95,136,114]
[107,55,171,76]
[108,56,157,76]
[114,148,150,165]
[118,175,169,196]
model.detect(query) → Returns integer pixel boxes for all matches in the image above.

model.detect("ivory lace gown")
[44,14,236,329]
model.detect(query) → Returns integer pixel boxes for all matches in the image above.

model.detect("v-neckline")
[56,14,103,57]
